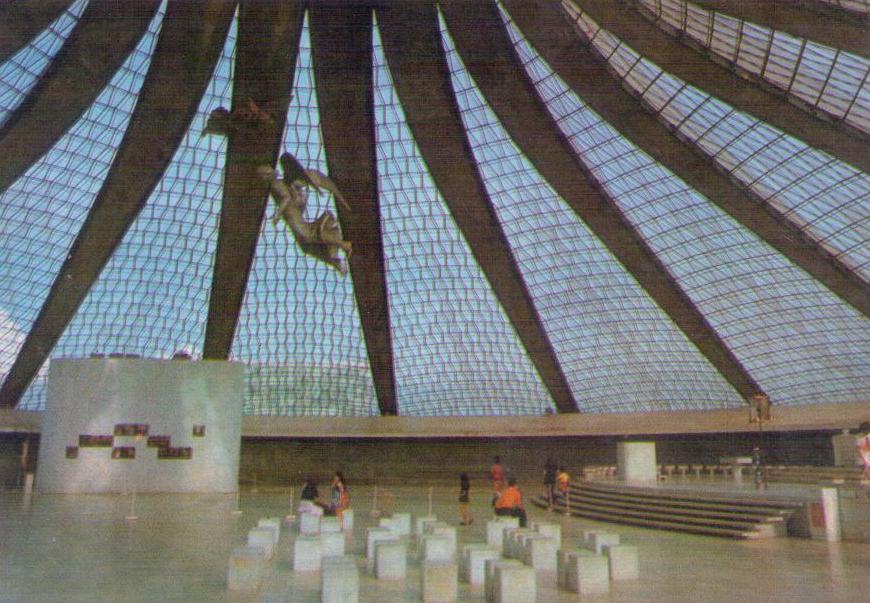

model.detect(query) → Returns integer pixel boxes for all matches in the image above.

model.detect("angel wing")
[280,152,351,213]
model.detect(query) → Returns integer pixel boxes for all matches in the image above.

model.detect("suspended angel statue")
[258,153,352,275]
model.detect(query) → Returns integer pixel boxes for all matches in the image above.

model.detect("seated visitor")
[298,478,326,516]
[494,477,527,527]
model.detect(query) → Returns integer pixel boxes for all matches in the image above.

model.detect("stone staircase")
[532,481,803,539]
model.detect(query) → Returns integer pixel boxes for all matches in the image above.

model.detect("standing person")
[856,422,870,480]
[556,466,570,502]
[494,477,527,527]
[491,456,506,505]
[458,473,473,526]
[544,458,557,511]
[328,471,351,526]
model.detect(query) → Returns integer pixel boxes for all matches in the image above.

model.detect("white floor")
[1,483,868,602]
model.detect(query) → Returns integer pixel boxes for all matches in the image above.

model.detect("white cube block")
[557,549,592,588]
[421,560,458,603]
[257,518,282,542]
[321,517,342,534]
[293,535,323,572]
[582,528,608,541]
[341,508,354,531]
[422,535,453,562]
[503,528,534,559]
[494,563,536,603]
[390,512,412,536]
[485,559,523,602]
[366,527,398,559]
[375,541,408,580]
[427,525,457,558]
[379,517,397,533]
[247,527,276,560]
[300,512,322,535]
[461,544,500,585]
[321,556,359,603]
[586,532,620,555]
[227,545,266,592]
[523,535,557,571]
[321,531,345,557]
[566,553,609,595]
[532,522,561,548]
[416,515,438,538]
[604,544,639,580]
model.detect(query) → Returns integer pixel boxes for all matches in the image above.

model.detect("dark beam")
[608,0,870,158]
[501,0,870,319]
[579,0,870,174]
[377,3,580,413]
[202,1,305,359]
[0,0,70,65]
[309,6,398,415]
[695,0,869,59]
[0,0,162,196]
[0,0,237,408]
[442,0,767,401]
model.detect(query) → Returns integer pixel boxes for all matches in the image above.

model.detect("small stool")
[247,527,276,560]
[421,560,458,603]
[461,544,500,585]
[566,552,609,595]
[421,535,453,562]
[375,541,407,580]
[523,535,557,571]
[321,556,359,603]
[293,535,323,572]
[604,544,639,580]
[320,531,345,557]
[366,527,398,559]
[493,562,535,603]
[300,512,321,535]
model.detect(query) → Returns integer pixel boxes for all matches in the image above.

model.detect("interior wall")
[238,431,838,487]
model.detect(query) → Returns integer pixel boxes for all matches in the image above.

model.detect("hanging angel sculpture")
[257,153,352,275]
[202,98,275,137]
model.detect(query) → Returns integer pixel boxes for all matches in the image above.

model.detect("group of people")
[299,471,351,526]
[543,457,571,510]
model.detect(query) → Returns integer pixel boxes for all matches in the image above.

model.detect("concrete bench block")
[321,556,359,603]
[586,532,620,555]
[320,516,342,534]
[390,512,412,536]
[485,559,522,602]
[493,563,536,603]
[415,515,438,538]
[532,521,561,548]
[421,560,458,603]
[604,544,639,580]
[366,527,398,559]
[502,528,534,559]
[566,553,609,595]
[320,531,345,557]
[293,535,323,572]
[300,512,321,535]
[557,549,592,588]
[375,541,408,580]
[461,544,500,585]
[227,545,266,592]
[247,527,276,560]
[426,524,457,557]
[422,535,453,562]
[523,535,557,571]
[341,508,354,531]
[257,518,282,542]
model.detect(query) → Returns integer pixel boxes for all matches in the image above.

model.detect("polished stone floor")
[1,483,868,602]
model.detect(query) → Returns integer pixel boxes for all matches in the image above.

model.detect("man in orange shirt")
[494,477,527,527]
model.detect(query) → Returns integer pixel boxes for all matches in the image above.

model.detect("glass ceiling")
[0,0,867,414]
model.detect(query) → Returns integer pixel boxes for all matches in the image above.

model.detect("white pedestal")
[461,544,500,585]
[247,527,276,560]
[426,524,457,558]
[523,535,557,571]
[293,535,323,572]
[557,549,592,588]
[485,559,522,602]
[493,563,535,603]
[604,544,639,580]
[503,528,534,559]
[321,557,359,603]
[375,541,407,580]
[422,535,453,562]
[227,546,266,592]
[257,518,282,542]
[321,517,342,533]
[617,441,658,484]
[486,518,518,549]
[566,553,609,594]
[532,521,561,548]
[300,512,321,535]
[366,527,398,559]
[341,508,354,531]
[586,532,620,555]
[320,531,345,557]
[415,515,439,538]
[421,560,458,603]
